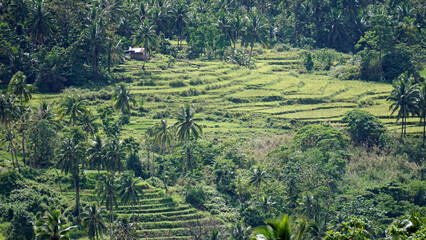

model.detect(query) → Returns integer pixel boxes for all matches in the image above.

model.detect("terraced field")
[68,183,220,240]
[113,50,423,142]
[30,50,423,142]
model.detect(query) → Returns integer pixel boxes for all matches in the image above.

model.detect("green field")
[31,50,423,142]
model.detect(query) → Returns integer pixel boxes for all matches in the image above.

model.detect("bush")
[169,80,187,88]
[303,52,314,72]
[0,170,23,196]
[342,109,386,147]
[293,124,348,151]
[186,186,206,208]
[313,48,345,71]
[5,208,35,240]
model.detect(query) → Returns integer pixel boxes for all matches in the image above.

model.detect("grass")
[27,49,422,143]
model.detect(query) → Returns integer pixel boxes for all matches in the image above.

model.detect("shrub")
[0,170,23,196]
[303,52,314,72]
[293,124,348,151]
[342,109,386,147]
[186,186,206,208]
[169,80,187,88]
[5,208,35,240]
[313,48,345,71]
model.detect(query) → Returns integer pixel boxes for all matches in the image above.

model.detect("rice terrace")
[0,0,425,239]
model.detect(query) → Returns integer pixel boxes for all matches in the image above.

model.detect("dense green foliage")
[0,0,425,239]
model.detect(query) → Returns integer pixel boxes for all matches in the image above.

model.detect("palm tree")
[153,119,173,192]
[80,111,98,141]
[244,9,268,65]
[118,174,143,223]
[35,209,76,240]
[175,104,202,143]
[387,72,420,139]
[112,84,136,139]
[27,0,53,47]
[134,19,159,69]
[252,215,291,240]
[58,92,88,126]
[97,175,118,240]
[87,134,106,179]
[57,137,84,217]
[105,137,126,176]
[230,12,243,56]
[248,165,269,190]
[0,93,20,170]
[418,81,426,145]
[9,71,32,164]
[175,104,202,197]
[231,221,252,240]
[81,204,107,240]
[171,1,188,48]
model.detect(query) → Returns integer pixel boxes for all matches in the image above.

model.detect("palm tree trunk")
[162,142,168,193]
[248,41,254,66]
[20,98,26,165]
[185,169,193,198]
[423,114,425,146]
[73,173,80,222]
[110,200,113,240]
[147,148,151,178]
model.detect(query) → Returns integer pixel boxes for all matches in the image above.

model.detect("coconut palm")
[112,84,136,139]
[81,204,107,240]
[56,137,84,217]
[387,72,420,138]
[134,19,159,69]
[231,221,252,240]
[153,119,173,191]
[118,174,143,223]
[27,0,53,47]
[98,175,119,240]
[418,81,426,145]
[87,134,106,179]
[105,137,126,176]
[9,71,32,164]
[35,209,76,240]
[243,9,268,65]
[252,215,291,240]
[230,12,243,55]
[0,93,20,170]
[248,165,269,190]
[174,103,202,143]
[82,12,106,75]
[171,1,188,48]
[80,111,98,141]
[58,92,88,126]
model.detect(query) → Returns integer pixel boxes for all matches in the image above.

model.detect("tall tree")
[98,175,118,240]
[174,104,202,143]
[87,134,106,180]
[134,19,159,69]
[244,9,268,65]
[171,1,188,48]
[81,204,107,240]
[419,81,426,145]
[56,137,84,218]
[0,93,19,170]
[387,72,420,138]
[58,92,88,126]
[27,0,53,47]
[175,104,202,197]
[153,119,173,192]
[8,71,32,165]
[118,173,143,223]
[112,84,136,139]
